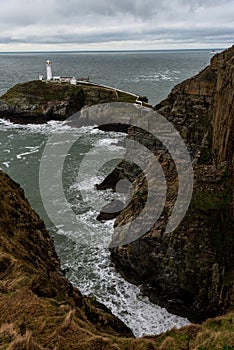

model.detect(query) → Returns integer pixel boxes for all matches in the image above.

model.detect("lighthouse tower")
[46,60,53,81]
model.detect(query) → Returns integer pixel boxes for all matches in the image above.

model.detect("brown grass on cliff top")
[0,168,233,350]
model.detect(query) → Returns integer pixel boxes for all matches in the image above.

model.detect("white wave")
[0,118,91,134]
[0,114,190,338]
[61,231,190,337]
[128,70,181,83]
[16,146,40,159]
[57,163,190,337]
[96,137,125,149]
[2,161,10,168]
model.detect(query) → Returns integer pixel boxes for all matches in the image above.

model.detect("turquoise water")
[0,50,212,336]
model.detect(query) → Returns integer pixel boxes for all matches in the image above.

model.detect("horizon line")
[0,47,225,54]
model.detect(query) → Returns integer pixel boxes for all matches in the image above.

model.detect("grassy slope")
[0,170,233,349]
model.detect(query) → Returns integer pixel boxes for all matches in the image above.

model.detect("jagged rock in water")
[97,199,125,221]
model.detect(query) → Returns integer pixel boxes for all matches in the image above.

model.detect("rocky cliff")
[0,80,138,124]
[0,48,234,348]
[1,171,234,349]
[155,45,234,165]
[99,46,234,323]
[0,170,134,349]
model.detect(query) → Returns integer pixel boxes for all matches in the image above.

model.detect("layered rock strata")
[99,46,234,322]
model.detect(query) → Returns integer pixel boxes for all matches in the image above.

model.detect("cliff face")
[155,45,234,165]
[0,80,137,124]
[0,170,234,349]
[100,46,234,322]
[0,52,234,348]
[212,49,234,165]
[0,170,135,349]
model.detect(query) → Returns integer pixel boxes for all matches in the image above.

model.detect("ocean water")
[0,50,212,337]
[0,50,211,104]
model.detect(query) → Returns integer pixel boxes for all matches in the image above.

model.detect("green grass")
[117,91,138,103]
[1,80,83,103]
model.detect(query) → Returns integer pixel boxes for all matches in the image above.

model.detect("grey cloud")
[0,0,233,48]
[5,26,233,46]
[54,0,161,19]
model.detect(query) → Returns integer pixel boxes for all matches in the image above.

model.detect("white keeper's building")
[39,60,77,85]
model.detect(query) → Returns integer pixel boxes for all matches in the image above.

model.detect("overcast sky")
[0,0,233,51]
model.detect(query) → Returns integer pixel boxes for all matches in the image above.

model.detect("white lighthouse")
[46,60,53,80]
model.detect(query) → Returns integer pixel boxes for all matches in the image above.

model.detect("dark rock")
[0,71,233,348]
[102,45,234,323]
[98,123,131,133]
[97,199,124,221]
[0,173,233,349]
[96,160,142,191]
[138,96,148,103]
[0,80,140,124]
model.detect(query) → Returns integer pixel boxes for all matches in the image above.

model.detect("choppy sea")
[0,50,212,336]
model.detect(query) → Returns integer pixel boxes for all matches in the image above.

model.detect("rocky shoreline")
[0,80,147,124]
[0,46,233,348]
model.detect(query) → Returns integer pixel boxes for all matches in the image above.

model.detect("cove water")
[0,50,212,336]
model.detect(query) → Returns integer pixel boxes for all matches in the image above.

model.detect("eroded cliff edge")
[99,46,234,322]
